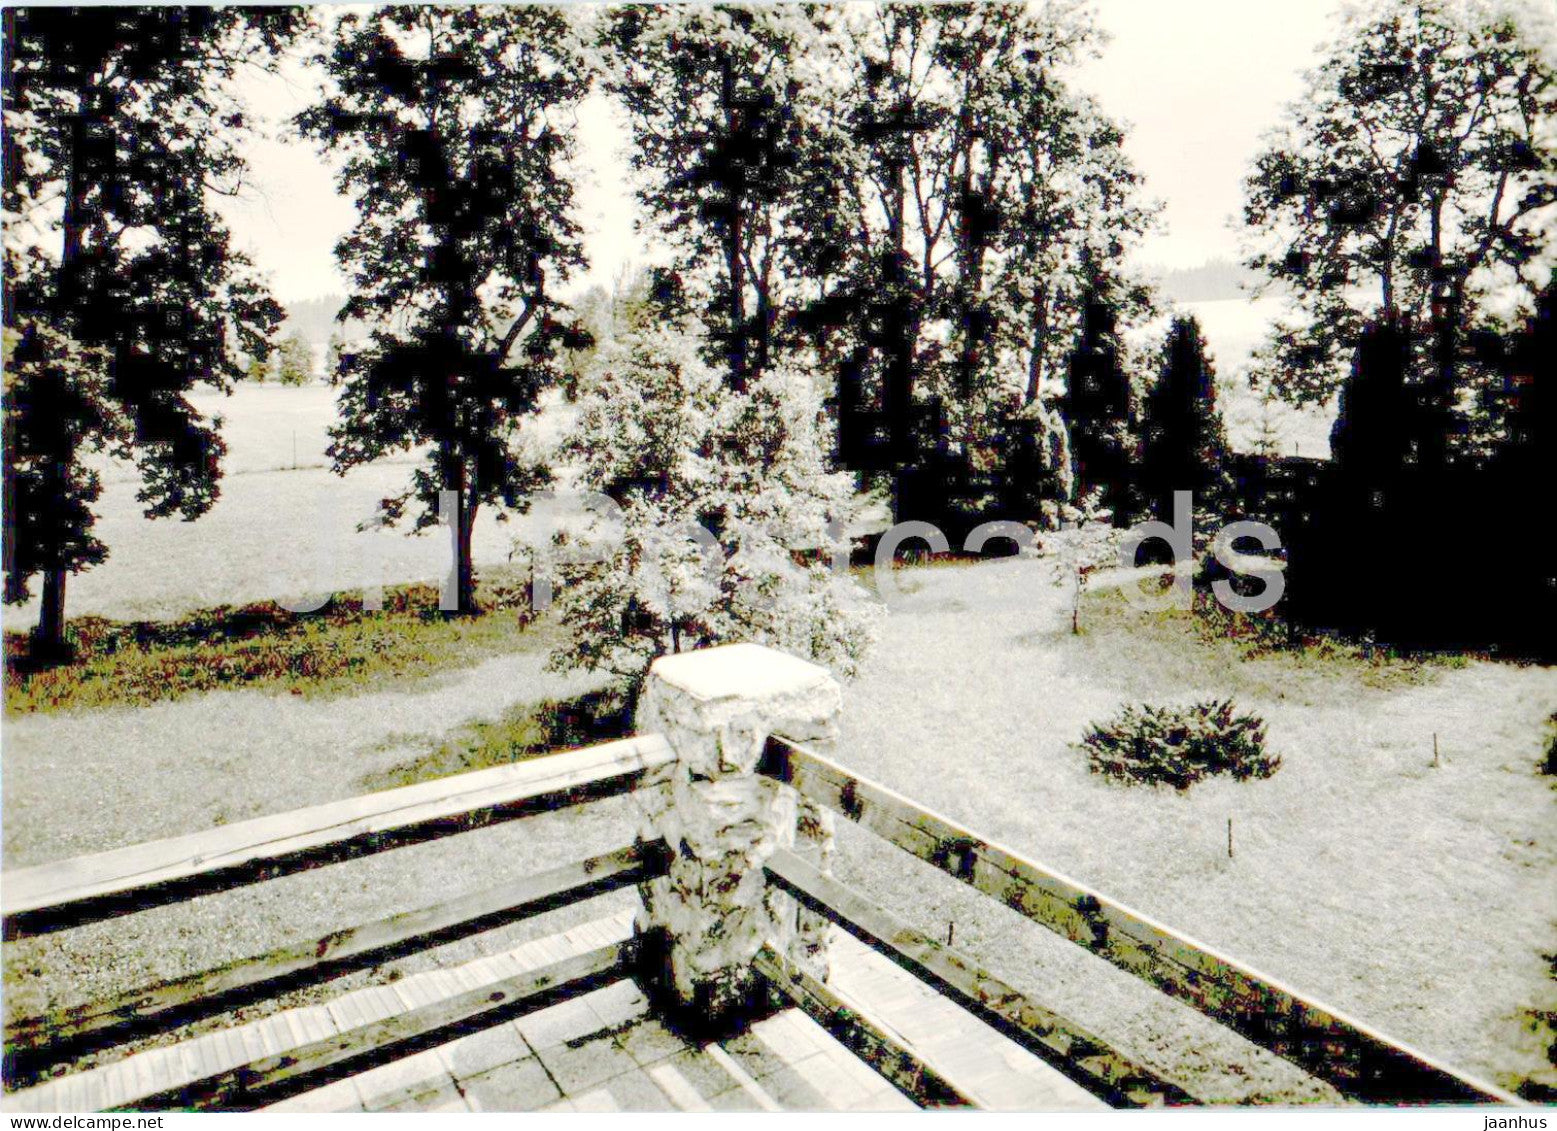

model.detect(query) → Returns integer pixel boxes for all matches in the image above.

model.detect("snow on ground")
[833,554,1556,1097]
[8,386,587,626]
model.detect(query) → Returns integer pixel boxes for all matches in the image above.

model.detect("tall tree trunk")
[883,168,915,521]
[721,58,747,393]
[457,493,479,615]
[31,81,95,661]
[727,214,746,391]
[1025,283,1050,403]
[439,443,480,616]
[1425,193,1455,473]
[34,569,69,659]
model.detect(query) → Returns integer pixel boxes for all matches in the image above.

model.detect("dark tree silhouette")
[1287,316,1477,646]
[822,4,1152,526]
[1137,315,1233,525]
[602,6,832,394]
[1486,271,1555,657]
[1060,261,1137,522]
[1243,0,1555,408]
[299,6,592,614]
[3,7,301,659]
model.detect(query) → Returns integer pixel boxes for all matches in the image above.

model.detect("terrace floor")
[7,907,1103,1113]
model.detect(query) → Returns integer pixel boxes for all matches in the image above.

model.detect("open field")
[8,386,584,628]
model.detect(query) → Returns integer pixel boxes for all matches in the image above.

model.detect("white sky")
[218,1,1345,306]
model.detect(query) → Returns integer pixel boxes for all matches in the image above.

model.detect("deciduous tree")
[1243,0,1556,409]
[3,7,301,657]
[601,4,839,393]
[276,330,315,386]
[823,3,1154,522]
[299,6,593,613]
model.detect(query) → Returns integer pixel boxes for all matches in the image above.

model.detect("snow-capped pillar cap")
[638,643,842,777]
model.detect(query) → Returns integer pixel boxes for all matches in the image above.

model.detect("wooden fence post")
[632,643,841,1034]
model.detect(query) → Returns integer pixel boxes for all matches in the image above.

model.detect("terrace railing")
[1,642,1524,1111]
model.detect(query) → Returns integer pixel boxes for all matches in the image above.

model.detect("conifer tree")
[1137,315,1232,525]
[547,322,879,683]
[1060,258,1139,521]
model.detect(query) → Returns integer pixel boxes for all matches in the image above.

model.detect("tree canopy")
[1243,0,1556,407]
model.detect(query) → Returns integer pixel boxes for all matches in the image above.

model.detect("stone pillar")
[632,643,841,1034]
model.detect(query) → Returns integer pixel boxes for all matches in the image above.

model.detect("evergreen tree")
[3,7,301,658]
[547,322,879,683]
[1487,270,1555,657]
[245,354,273,384]
[1300,284,1554,652]
[276,331,315,387]
[1137,315,1232,525]
[299,6,593,614]
[324,331,346,386]
[1328,316,1420,483]
[1060,259,1138,522]
[1288,316,1447,639]
[1249,373,1287,459]
[1495,270,1554,486]
[995,397,1073,527]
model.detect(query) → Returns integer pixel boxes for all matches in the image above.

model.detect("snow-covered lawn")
[834,555,1556,1100]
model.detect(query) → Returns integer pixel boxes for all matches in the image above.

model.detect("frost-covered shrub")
[1080,699,1277,789]
[541,324,881,684]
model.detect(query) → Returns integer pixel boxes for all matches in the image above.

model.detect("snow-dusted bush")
[1079,699,1277,790]
[542,325,881,685]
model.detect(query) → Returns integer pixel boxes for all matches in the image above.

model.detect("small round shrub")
[1080,699,1278,789]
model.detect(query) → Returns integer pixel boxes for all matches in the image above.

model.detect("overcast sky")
[219,1,1345,306]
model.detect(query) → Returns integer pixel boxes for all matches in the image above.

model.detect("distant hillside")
[1149,258,1261,304]
[281,295,369,347]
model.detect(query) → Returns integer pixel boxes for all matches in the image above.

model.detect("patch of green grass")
[4,573,551,715]
[358,687,634,792]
